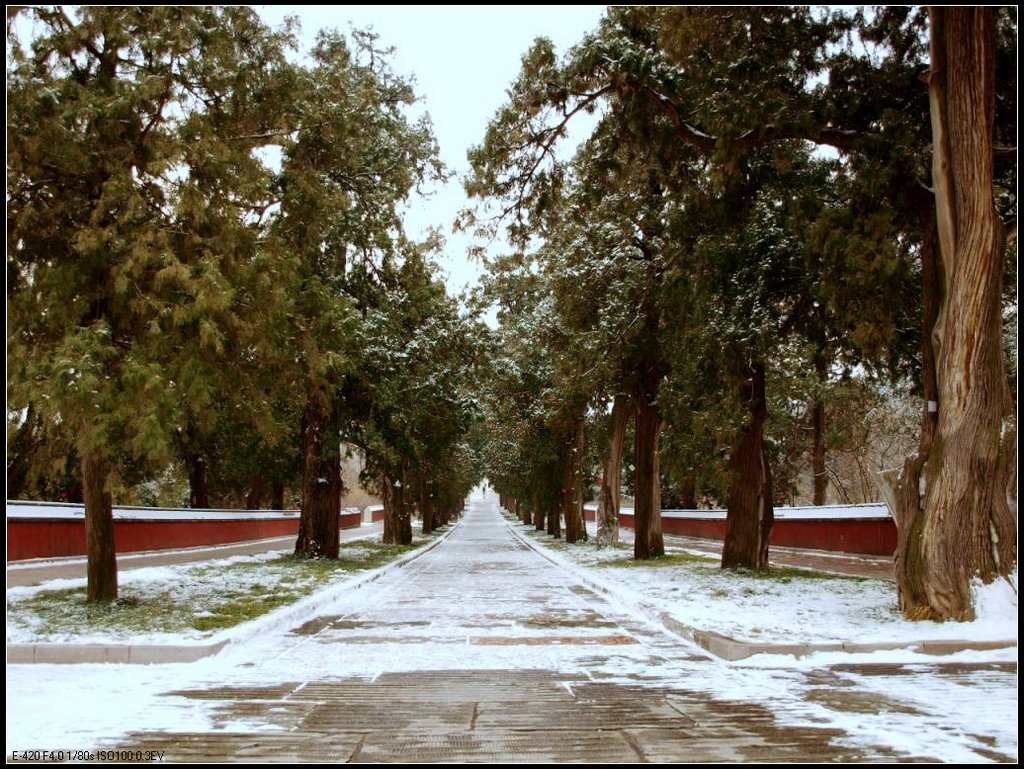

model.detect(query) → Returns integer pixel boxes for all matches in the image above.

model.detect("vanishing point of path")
[8,492,1016,762]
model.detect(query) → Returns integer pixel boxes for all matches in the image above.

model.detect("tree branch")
[638,83,863,156]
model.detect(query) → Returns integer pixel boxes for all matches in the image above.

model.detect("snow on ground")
[552,519,1018,645]
[6,491,1018,762]
[6,664,223,754]
[670,648,1018,764]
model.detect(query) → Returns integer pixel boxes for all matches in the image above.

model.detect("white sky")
[255,5,607,300]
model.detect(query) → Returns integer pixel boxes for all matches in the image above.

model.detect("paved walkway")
[7,495,1016,761]
[6,523,383,587]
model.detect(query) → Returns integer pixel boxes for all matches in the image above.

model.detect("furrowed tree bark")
[597,393,630,547]
[879,204,941,614]
[294,394,341,559]
[82,449,117,602]
[902,7,1016,619]
[722,361,774,570]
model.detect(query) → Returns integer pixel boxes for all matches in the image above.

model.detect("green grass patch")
[8,533,439,641]
[593,551,718,568]
[723,565,868,583]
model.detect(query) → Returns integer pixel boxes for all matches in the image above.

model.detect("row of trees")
[470,7,1016,621]
[7,7,483,601]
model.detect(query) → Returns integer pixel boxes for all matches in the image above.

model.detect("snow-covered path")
[7,490,1017,762]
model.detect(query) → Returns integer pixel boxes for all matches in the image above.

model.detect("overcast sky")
[256,5,606,299]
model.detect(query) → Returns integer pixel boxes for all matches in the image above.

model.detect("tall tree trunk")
[271,480,286,511]
[650,443,664,552]
[879,203,941,613]
[562,414,587,543]
[597,393,630,547]
[419,468,434,535]
[187,452,209,509]
[394,462,414,545]
[722,361,774,570]
[534,493,546,531]
[892,7,1016,620]
[382,476,396,544]
[517,499,531,525]
[633,363,664,559]
[546,483,561,538]
[294,393,341,559]
[82,449,117,602]
[245,476,264,510]
[812,351,828,506]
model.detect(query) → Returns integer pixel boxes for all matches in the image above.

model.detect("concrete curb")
[7,521,461,665]
[6,640,229,665]
[503,515,1017,662]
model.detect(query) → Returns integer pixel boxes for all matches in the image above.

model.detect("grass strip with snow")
[504,512,1017,647]
[7,537,431,645]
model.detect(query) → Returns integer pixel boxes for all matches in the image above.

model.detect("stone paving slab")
[118,670,902,763]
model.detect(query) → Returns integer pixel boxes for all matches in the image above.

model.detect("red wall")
[581,508,896,556]
[370,507,386,522]
[8,511,364,562]
[768,518,896,555]
[339,511,362,530]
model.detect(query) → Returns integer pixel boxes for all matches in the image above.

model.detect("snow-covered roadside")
[6,534,425,645]
[503,512,1017,762]
[509,517,1018,648]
